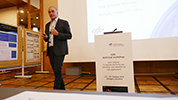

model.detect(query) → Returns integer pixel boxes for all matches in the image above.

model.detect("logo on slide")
[109,43,124,47]
[91,26,104,35]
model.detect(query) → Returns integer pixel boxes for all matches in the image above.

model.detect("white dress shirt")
[49,17,58,47]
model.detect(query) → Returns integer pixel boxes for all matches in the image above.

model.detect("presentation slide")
[87,0,178,43]
[0,23,18,61]
[58,0,178,62]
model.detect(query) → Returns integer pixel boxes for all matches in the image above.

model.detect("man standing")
[43,6,72,90]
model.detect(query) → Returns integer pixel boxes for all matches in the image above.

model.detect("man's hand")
[51,29,59,36]
[43,33,48,39]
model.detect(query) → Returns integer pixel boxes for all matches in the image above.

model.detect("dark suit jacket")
[44,18,72,56]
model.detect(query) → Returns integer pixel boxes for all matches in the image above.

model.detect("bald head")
[48,6,58,21]
[48,6,58,12]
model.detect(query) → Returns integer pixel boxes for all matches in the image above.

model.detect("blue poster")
[0,23,18,61]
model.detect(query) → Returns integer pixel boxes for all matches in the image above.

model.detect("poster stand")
[0,23,22,69]
[0,23,48,78]
[14,29,49,79]
[15,51,32,79]
[0,70,11,74]
[36,52,49,74]
[14,29,32,79]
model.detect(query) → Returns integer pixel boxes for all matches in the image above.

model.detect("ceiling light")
[33,23,36,25]
[36,17,39,19]
[33,27,38,32]
[21,19,23,21]
[20,10,24,13]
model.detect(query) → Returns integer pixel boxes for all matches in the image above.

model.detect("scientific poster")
[0,23,18,61]
[26,31,40,62]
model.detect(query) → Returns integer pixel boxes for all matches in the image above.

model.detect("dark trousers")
[48,47,65,90]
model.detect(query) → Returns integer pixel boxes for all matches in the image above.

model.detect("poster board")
[24,29,42,65]
[95,32,135,93]
[0,23,22,68]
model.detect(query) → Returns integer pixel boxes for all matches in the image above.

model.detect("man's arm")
[44,24,49,42]
[56,20,72,40]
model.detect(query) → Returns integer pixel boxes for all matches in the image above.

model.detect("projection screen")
[58,0,178,62]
